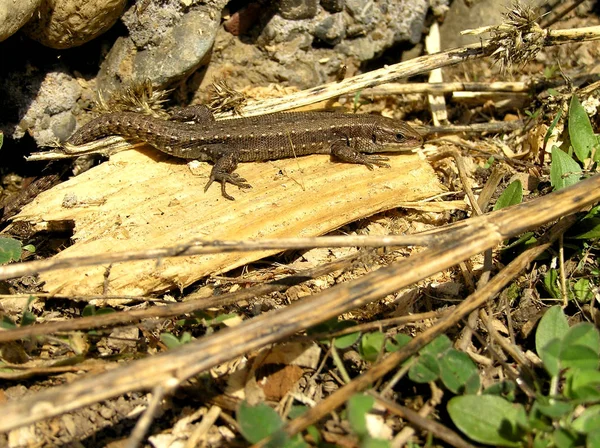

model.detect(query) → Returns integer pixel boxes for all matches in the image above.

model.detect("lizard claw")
[359,154,390,170]
[204,172,252,200]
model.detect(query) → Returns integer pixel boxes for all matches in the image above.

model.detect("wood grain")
[13,147,442,295]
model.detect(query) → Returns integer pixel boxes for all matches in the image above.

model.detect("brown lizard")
[67,105,423,200]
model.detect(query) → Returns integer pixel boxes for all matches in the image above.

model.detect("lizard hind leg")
[204,152,252,200]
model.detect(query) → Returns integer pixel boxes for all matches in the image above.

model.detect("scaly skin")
[68,106,423,200]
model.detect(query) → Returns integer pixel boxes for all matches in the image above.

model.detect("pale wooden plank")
[13,147,443,295]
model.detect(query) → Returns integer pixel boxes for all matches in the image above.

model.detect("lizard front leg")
[204,152,252,200]
[331,138,390,170]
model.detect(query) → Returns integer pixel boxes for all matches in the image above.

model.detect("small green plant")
[550,94,600,190]
[392,333,480,394]
[494,180,523,210]
[237,401,308,447]
[307,317,361,349]
[159,331,193,349]
[0,236,22,264]
[448,306,600,447]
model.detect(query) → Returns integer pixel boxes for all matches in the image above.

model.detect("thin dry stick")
[225,26,600,118]
[362,81,530,95]
[321,308,455,338]
[0,175,595,433]
[0,234,443,282]
[0,254,358,343]
[360,74,598,96]
[185,406,222,448]
[272,215,577,443]
[125,386,168,448]
[559,234,568,307]
[539,0,586,28]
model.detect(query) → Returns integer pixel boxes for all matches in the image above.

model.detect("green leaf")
[569,95,598,161]
[439,349,480,394]
[559,345,599,372]
[361,437,391,448]
[20,310,36,326]
[95,307,116,315]
[544,108,563,149]
[306,317,339,337]
[536,306,570,356]
[493,180,523,211]
[503,232,536,251]
[533,432,553,448]
[540,339,562,376]
[21,244,35,253]
[204,312,239,326]
[448,395,526,447]
[386,333,412,352]
[305,425,320,444]
[587,429,600,448]
[484,381,517,401]
[566,370,600,401]
[409,353,440,383]
[333,320,361,349]
[553,427,578,448]
[571,217,600,239]
[543,269,561,299]
[160,333,182,349]
[572,405,600,434]
[550,146,582,190]
[179,331,193,344]
[288,405,308,420]
[0,237,22,264]
[572,278,594,303]
[420,334,452,357]
[0,132,3,149]
[0,315,16,330]
[562,323,600,355]
[359,332,385,362]
[347,394,374,437]
[280,433,308,448]
[238,401,284,444]
[535,396,573,419]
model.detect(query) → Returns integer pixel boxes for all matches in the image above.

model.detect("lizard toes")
[203,177,215,193]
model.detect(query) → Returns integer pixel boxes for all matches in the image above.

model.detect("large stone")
[0,0,42,42]
[22,0,127,49]
[97,2,224,94]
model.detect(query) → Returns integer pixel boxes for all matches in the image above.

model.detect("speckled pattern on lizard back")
[67,105,423,200]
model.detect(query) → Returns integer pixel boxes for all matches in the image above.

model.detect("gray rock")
[345,0,377,26]
[0,0,41,42]
[313,12,345,46]
[206,0,437,90]
[258,13,314,46]
[320,0,344,13]
[97,1,226,94]
[11,71,82,146]
[279,0,319,20]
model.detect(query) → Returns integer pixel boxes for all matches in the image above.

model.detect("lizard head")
[369,120,423,152]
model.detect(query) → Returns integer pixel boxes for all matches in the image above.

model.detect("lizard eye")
[396,133,405,141]
[371,134,377,143]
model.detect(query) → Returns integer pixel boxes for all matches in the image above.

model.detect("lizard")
[67,105,423,200]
